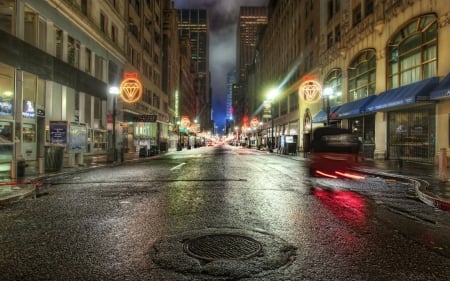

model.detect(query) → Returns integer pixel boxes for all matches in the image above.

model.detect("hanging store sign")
[133,114,157,122]
[299,79,322,104]
[120,72,143,103]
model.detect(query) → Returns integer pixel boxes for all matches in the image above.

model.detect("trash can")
[45,145,64,172]
[17,159,26,178]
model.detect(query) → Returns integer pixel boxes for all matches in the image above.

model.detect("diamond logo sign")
[120,73,143,103]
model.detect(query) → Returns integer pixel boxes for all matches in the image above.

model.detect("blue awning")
[430,73,450,100]
[312,106,340,123]
[334,95,377,118]
[366,77,439,112]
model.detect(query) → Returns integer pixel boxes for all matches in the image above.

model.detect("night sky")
[173,0,269,133]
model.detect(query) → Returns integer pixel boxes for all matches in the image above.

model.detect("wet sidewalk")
[0,152,143,204]
[358,159,450,201]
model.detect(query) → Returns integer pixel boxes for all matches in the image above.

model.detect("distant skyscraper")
[226,69,236,121]
[176,9,212,132]
[236,6,268,82]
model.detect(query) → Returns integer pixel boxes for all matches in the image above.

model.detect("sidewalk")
[1,150,450,212]
[273,150,450,211]
[356,159,450,211]
[0,152,142,204]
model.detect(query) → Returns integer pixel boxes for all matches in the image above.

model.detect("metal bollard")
[10,160,16,179]
[439,148,448,182]
[38,157,44,174]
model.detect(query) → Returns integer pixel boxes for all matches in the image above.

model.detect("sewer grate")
[183,234,262,261]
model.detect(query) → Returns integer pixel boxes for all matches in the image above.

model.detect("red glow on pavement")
[313,188,367,227]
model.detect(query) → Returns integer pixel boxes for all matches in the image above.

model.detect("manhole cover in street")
[183,234,262,261]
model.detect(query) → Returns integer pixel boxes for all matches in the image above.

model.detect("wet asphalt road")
[1,144,450,280]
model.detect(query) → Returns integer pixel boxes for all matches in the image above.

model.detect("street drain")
[183,233,262,261]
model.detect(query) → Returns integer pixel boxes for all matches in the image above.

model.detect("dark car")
[309,127,363,179]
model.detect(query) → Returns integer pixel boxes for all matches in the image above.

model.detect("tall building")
[0,0,126,177]
[236,6,268,82]
[234,6,268,134]
[251,0,450,165]
[176,9,212,133]
[162,0,181,150]
[225,70,236,136]
[124,0,171,153]
[226,70,236,121]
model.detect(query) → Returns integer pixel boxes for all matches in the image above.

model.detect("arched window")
[323,68,342,107]
[348,49,376,102]
[387,14,437,88]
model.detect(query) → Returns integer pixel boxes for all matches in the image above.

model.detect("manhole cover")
[183,233,262,261]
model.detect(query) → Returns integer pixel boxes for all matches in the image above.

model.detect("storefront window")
[23,71,37,119]
[0,63,14,117]
[387,14,437,89]
[350,115,375,159]
[388,106,435,163]
[0,121,13,143]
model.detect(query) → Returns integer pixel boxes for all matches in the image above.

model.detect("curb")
[0,155,160,204]
[354,168,450,212]
[0,184,36,204]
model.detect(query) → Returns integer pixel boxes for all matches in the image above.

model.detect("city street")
[1,144,450,280]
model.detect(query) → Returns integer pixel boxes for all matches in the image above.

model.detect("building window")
[38,18,47,51]
[348,49,376,101]
[335,25,341,43]
[387,14,437,89]
[0,0,14,34]
[85,48,92,73]
[327,0,333,21]
[130,0,140,14]
[24,5,38,46]
[95,54,104,80]
[324,68,343,107]
[327,32,333,49]
[68,36,80,67]
[111,24,117,42]
[55,27,63,60]
[366,0,374,16]
[81,0,88,16]
[353,4,361,26]
[100,12,107,33]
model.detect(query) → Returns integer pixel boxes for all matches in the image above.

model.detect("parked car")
[309,127,363,179]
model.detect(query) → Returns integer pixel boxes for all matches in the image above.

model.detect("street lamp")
[323,87,333,126]
[109,86,120,162]
[176,120,182,151]
[267,88,279,152]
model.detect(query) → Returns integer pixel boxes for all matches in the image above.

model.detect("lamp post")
[267,88,279,153]
[109,86,120,162]
[323,87,333,126]
[176,120,182,151]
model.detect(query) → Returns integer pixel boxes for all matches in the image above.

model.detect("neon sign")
[120,73,143,103]
[299,80,322,104]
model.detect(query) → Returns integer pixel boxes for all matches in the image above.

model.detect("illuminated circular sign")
[120,76,143,103]
[298,80,322,104]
